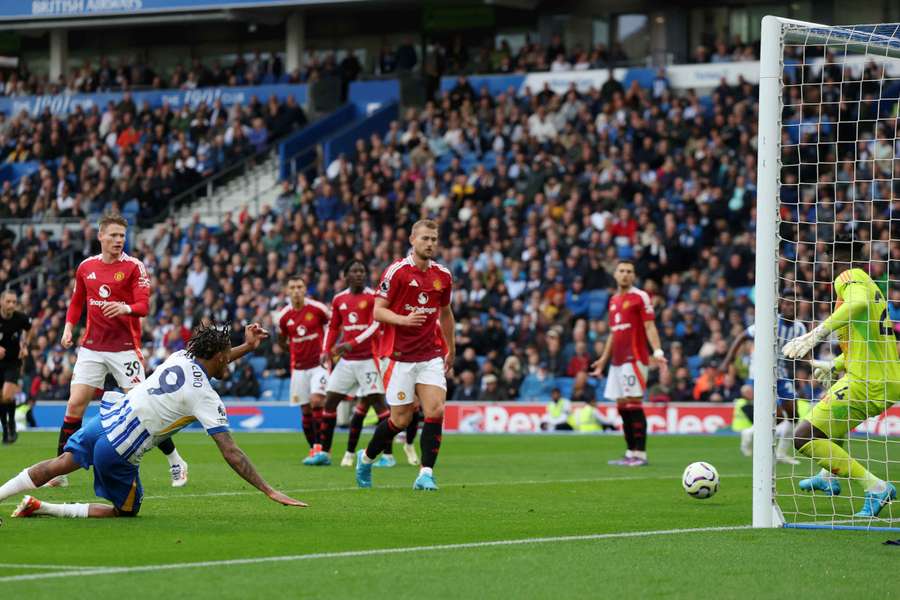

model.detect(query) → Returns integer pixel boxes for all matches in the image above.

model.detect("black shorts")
[0,362,22,388]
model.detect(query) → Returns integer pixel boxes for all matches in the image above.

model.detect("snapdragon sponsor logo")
[291,333,320,343]
[32,0,143,17]
[403,305,437,314]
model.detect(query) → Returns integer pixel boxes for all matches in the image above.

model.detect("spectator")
[452,370,480,401]
[230,364,261,398]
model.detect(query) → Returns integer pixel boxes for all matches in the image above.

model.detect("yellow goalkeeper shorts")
[807,375,895,439]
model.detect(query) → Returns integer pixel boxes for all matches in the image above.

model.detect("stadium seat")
[259,377,283,400]
[248,356,267,376]
[587,290,609,320]
[687,355,704,378]
[554,377,574,398]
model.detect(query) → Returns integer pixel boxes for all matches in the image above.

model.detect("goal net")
[755,16,900,531]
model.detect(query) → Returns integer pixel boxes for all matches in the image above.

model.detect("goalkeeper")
[783,234,897,518]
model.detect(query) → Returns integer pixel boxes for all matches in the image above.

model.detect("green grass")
[0,432,897,599]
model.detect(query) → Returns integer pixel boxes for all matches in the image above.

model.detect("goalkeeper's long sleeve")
[822,284,868,333]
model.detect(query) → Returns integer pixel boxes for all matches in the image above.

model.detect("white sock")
[862,472,888,494]
[633,451,647,460]
[625,450,635,459]
[0,469,36,502]
[164,449,185,468]
[741,429,754,446]
[419,467,433,477]
[775,421,792,456]
[360,452,375,465]
[35,501,90,518]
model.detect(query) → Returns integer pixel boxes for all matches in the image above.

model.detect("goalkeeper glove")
[782,324,830,359]
[809,359,834,387]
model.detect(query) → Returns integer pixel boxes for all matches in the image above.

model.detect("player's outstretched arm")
[211,431,307,507]
[227,323,269,364]
[784,287,866,359]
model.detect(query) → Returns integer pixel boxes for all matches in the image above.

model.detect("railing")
[3,245,80,292]
[150,144,274,228]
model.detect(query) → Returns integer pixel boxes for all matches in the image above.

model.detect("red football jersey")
[277,299,330,370]
[324,287,380,361]
[65,253,150,353]
[608,287,655,366]
[376,255,452,363]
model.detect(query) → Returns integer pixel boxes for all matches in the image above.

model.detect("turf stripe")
[0,525,752,584]
[0,473,749,506]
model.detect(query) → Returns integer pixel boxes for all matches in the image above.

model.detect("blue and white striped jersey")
[746,316,807,379]
[100,350,230,465]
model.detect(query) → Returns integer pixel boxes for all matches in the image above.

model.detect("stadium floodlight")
[755,15,900,531]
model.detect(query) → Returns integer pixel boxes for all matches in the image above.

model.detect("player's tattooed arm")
[212,431,307,507]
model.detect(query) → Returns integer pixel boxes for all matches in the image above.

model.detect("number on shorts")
[124,360,141,377]
[365,371,377,385]
[148,366,186,396]
[624,374,637,387]
[832,386,847,402]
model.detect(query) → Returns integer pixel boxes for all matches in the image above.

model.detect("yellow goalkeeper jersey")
[824,268,900,385]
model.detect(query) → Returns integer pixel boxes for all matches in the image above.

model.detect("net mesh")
[774,21,900,528]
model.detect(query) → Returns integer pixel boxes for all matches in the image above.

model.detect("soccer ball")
[682,462,719,499]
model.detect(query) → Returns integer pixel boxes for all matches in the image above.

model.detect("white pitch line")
[0,473,749,506]
[0,563,111,571]
[0,525,753,584]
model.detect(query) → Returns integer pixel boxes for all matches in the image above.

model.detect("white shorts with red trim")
[289,366,328,406]
[382,357,446,406]
[604,362,649,401]
[326,358,385,396]
[72,347,145,390]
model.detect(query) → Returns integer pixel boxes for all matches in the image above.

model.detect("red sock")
[57,416,82,456]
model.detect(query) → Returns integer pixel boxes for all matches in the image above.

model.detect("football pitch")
[0,432,896,598]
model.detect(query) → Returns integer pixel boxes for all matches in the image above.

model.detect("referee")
[0,290,31,444]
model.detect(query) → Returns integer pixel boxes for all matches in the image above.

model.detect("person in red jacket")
[55,213,189,488]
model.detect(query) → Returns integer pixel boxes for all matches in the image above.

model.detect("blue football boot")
[854,483,896,518]
[308,452,332,466]
[355,450,372,488]
[373,455,396,468]
[798,474,842,496]
[413,471,438,491]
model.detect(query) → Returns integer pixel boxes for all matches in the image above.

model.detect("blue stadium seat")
[687,355,704,378]
[554,377,574,398]
[259,377,282,400]
[587,290,609,320]
[248,356,267,376]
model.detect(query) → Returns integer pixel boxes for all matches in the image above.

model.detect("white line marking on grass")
[0,525,753,584]
[0,473,749,506]
[0,563,110,571]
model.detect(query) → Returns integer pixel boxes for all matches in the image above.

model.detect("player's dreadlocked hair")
[186,321,232,360]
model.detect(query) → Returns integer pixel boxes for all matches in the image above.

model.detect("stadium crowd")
[11,41,898,405]
[4,67,774,404]
[0,92,307,225]
[0,34,761,98]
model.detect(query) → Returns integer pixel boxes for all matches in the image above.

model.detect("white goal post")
[754,15,900,530]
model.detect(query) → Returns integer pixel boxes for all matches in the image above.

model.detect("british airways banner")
[0,83,307,117]
[2,1,353,21]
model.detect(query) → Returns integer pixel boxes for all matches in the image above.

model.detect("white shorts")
[384,357,446,406]
[71,347,146,390]
[326,358,384,396]
[289,366,328,406]
[604,362,649,401]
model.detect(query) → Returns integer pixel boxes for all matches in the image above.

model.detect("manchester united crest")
[433,280,442,291]
[359,300,367,309]
[114,271,125,281]
[304,312,314,321]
